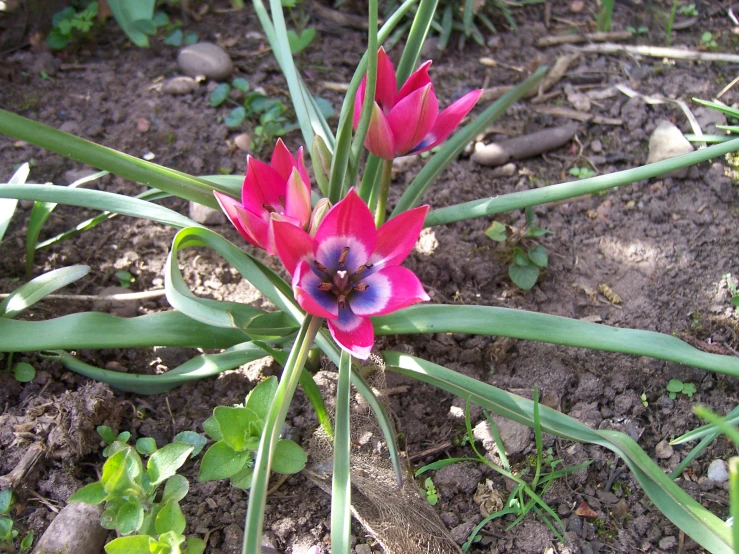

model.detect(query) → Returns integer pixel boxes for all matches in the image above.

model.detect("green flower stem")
[243,315,323,554]
[331,350,353,553]
[0,109,226,209]
[373,159,393,226]
[425,137,739,227]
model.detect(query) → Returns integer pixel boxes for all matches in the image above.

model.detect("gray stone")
[92,286,139,318]
[161,76,198,95]
[646,120,694,178]
[178,42,233,81]
[655,439,674,459]
[63,168,99,185]
[32,502,106,554]
[590,139,602,153]
[659,535,678,550]
[354,545,372,554]
[234,133,253,152]
[434,462,482,496]
[450,521,476,545]
[707,459,729,482]
[473,415,531,455]
[189,201,227,225]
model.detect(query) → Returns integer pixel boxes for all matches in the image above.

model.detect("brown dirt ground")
[1,0,739,552]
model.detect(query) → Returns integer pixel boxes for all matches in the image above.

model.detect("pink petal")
[396,60,433,102]
[295,146,311,190]
[350,266,429,317]
[273,219,314,276]
[410,88,484,154]
[314,189,376,272]
[214,191,259,247]
[284,167,311,228]
[241,156,287,215]
[293,260,338,319]
[375,46,398,111]
[269,138,296,182]
[370,205,429,269]
[353,77,366,128]
[387,84,438,156]
[364,102,396,160]
[238,208,271,252]
[328,309,374,360]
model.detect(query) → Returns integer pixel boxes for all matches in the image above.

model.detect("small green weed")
[626,25,648,34]
[423,477,439,506]
[640,392,649,408]
[47,2,99,50]
[485,207,552,291]
[666,378,697,399]
[568,165,596,179]
[701,31,718,49]
[678,4,698,16]
[0,489,33,553]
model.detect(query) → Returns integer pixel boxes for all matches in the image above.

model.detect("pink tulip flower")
[214,139,312,255]
[353,47,483,160]
[273,189,430,359]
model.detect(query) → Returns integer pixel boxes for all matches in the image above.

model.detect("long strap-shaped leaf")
[0,311,247,351]
[425,136,739,226]
[374,305,739,377]
[0,163,28,242]
[1,265,90,318]
[0,184,199,229]
[383,351,733,554]
[0,109,228,209]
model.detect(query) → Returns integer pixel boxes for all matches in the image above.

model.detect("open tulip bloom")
[213,139,312,255]
[354,47,483,160]
[273,189,430,359]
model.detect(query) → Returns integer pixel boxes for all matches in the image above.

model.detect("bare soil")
[1,1,739,553]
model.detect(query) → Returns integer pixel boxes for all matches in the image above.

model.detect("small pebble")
[590,139,602,153]
[659,535,677,550]
[234,133,252,152]
[161,76,198,95]
[178,42,233,81]
[707,459,729,483]
[655,439,674,459]
[136,117,150,133]
[189,202,227,225]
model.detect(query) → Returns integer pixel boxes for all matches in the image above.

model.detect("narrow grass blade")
[484,410,510,470]
[730,458,739,552]
[692,97,739,119]
[41,341,282,394]
[331,350,353,553]
[373,304,739,377]
[395,0,439,85]
[672,405,739,445]
[0,265,90,318]
[0,163,28,242]
[670,431,718,480]
[0,109,228,208]
[0,184,199,229]
[244,315,322,554]
[0,311,247,351]
[425,137,739,226]
[392,67,548,217]
[694,405,739,445]
[383,351,733,554]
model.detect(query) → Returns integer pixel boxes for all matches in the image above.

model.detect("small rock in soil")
[178,42,233,81]
[646,120,694,178]
[31,502,106,554]
[659,535,678,550]
[161,76,199,95]
[92,286,139,318]
[655,439,674,459]
[590,139,602,153]
[707,459,729,482]
[450,521,476,545]
[354,545,372,554]
[473,415,530,455]
[234,133,253,152]
[515,520,552,553]
[189,201,227,225]
[221,523,244,554]
[63,168,99,185]
[434,462,482,496]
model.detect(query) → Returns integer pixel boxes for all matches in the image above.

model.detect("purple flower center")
[314,246,372,309]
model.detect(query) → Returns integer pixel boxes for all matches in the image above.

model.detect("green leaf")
[174,431,207,457]
[0,265,90,319]
[46,29,71,50]
[0,517,13,541]
[232,77,249,92]
[184,538,206,554]
[19,530,33,553]
[245,376,278,420]
[151,11,168,27]
[224,107,246,128]
[161,474,189,504]
[287,27,316,54]
[509,263,539,290]
[202,415,223,441]
[0,489,12,513]
[13,362,36,383]
[528,245,548,268]
[97,425,116,444]
[147,442,194,486]
[210,83,231,108]
[101,448,140,496]
[512,247,529,266]
[229,465,254,489]
[484,221,507,242]
[271,439,307,474]
[135,437,157,456]
[163,29,183,46]
[117,431,132,444]
[155,500,186,535]
[106,0,154,47]
[0,162,27,242]
[158,530,185,551]
[68,481,106,504]
[184,32,199,45]
[666,379,685,393]
[105,535,156,554]
[214,406,261,451]
[198,441,250,481]
[116,501,144,535]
